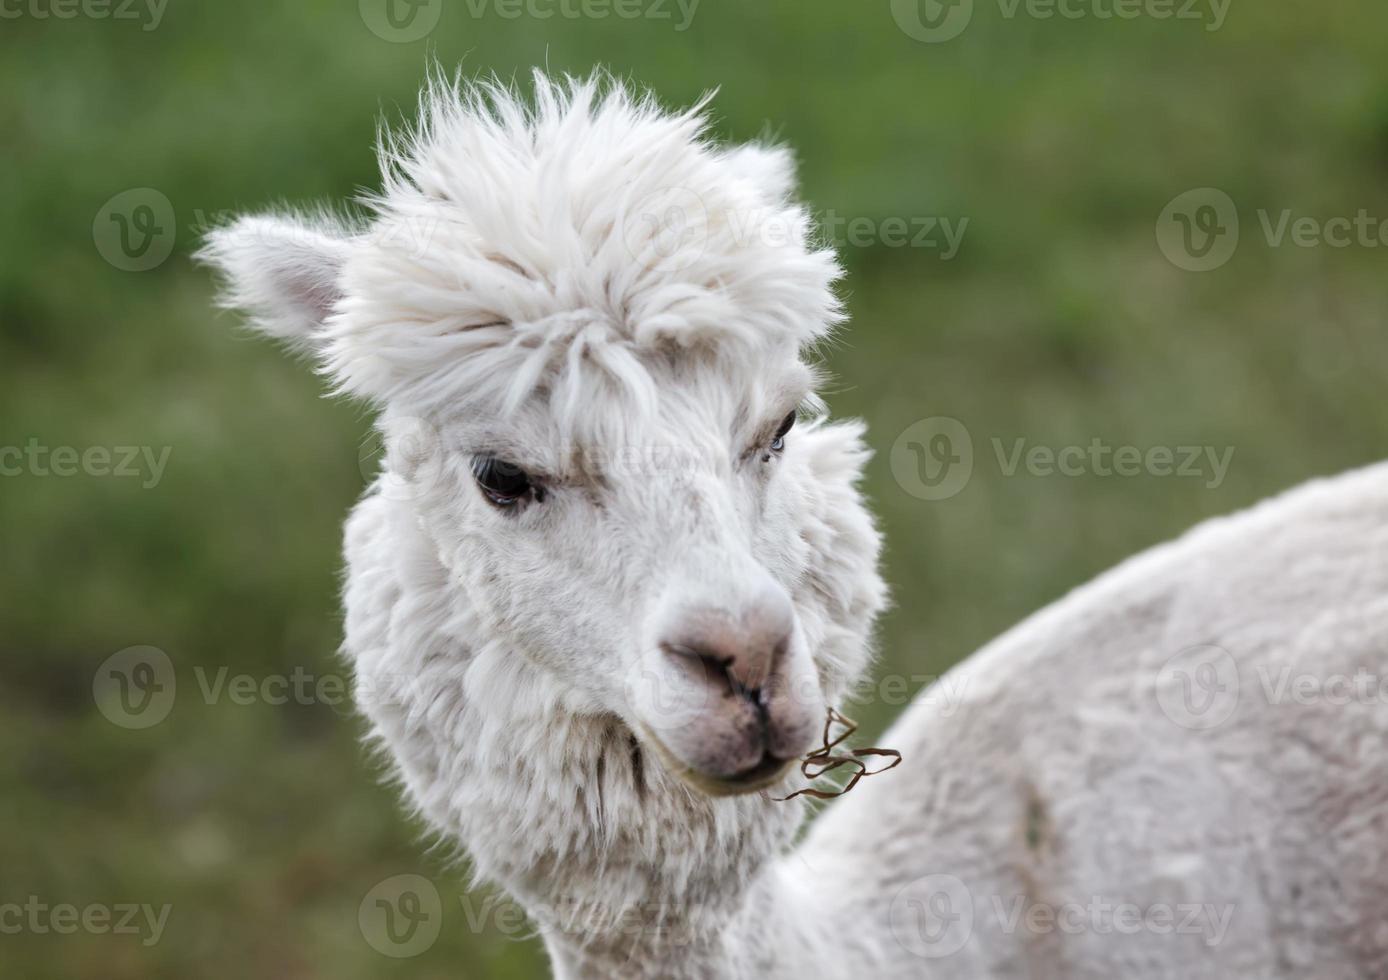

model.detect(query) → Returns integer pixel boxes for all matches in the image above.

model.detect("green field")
[3,2,1387,977]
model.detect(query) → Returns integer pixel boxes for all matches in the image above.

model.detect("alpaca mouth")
[637,725,795,797]
[688,751,795,797]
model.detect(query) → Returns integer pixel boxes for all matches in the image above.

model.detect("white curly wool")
[201,73,1388,979]
[803,463,1388,979]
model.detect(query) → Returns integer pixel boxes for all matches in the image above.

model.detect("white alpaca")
[201,73,1388,979]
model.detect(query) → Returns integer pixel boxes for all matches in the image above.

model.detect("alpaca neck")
[452,656,812,976]
[425,633,821,977]
[537,859,823,980]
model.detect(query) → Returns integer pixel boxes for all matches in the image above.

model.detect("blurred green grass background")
[3,2,1387,977]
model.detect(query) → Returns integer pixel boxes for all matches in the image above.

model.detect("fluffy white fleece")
[200,71,1388,979]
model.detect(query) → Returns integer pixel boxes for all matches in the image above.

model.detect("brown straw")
[773,707,902,802]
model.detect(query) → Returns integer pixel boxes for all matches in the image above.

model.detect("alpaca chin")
[634,721,798,798]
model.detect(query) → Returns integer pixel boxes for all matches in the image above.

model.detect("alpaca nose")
[658,583,795,698]
[641,576,822,791]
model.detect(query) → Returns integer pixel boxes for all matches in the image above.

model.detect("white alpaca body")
[200,73,1388,979]
[797,461,1388,980]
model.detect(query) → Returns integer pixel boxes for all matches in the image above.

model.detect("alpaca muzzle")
[628,584,825,795]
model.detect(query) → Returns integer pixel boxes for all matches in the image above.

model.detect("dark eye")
[472,456,540,508]
[769,411,796,455]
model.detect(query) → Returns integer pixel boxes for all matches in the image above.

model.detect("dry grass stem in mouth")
[773,707,902,802]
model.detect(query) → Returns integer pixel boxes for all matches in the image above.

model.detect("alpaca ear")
[721,144,798,202]
[198,214,354,350]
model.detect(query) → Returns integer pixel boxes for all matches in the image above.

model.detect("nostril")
[659,641,759,700]
[660,641,729,673]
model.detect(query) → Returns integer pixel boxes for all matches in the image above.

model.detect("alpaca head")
[200,72,885,802]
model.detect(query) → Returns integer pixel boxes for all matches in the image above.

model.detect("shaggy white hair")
[202,70,888,976]
[201,71,1388,980]
[203,72,842,435]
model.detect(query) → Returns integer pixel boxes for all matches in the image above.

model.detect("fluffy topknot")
[203,71,844,431]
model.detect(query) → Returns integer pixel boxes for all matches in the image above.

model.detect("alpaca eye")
[769,411,796,454]
[472,456,537,508]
